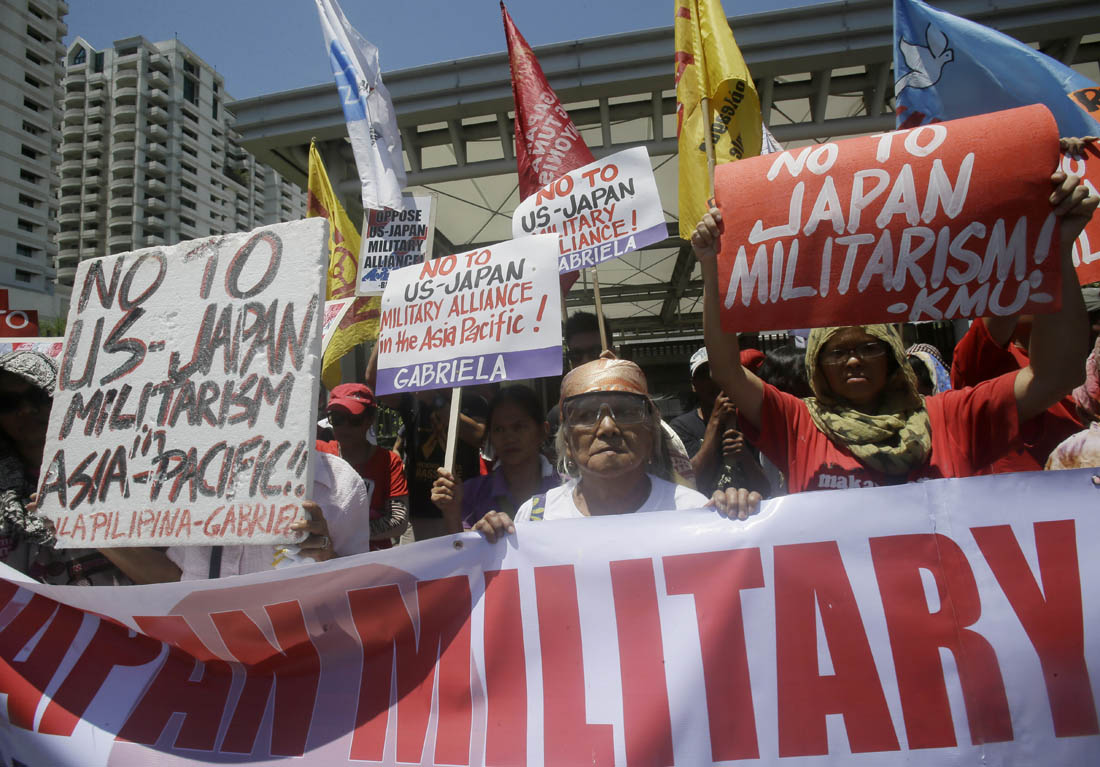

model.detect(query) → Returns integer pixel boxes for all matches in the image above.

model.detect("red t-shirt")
[318,441,407,549]
[950,320,1082,473]
[742,373,1022,494]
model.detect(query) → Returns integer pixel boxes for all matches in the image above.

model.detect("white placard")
[357,195,436,295]
[36,220,329,547]
[512,146,668,273]
[375,235,562,394]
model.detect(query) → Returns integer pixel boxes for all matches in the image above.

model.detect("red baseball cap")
[327,383,376,416]
[739,348,765,373]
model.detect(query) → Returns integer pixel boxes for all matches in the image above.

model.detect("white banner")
[1,469,1098,765]
[38,220,329,547]
[357,195,436,295]
[512,146,668,273]
[375,235,562,394]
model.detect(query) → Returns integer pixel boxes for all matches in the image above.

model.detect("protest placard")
[35,219,329,548]
[357,195,435,295]
[322,298,353,353]
[0,289,39,338]
[1063,143,1100,284]
[1,468,1098,765]
[714,104,1061,331]
[0,337,62,358]
[513,146,668,273]
[375,235,562,394]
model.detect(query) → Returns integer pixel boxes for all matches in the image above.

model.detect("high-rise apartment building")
[57,35,305,297]
[1,0,67,318]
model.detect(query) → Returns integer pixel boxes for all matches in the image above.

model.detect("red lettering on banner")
[118,615,232,751]
[348,577,473,764]
[0,592,82,730]
[534,565,613,766]
[484,569,527,766]
[972,521,1100,736]
[212,601,320,756]
[773,542,900,756]
[38,616,162,736]
[609,557,674,766]
[871,534,1013,748]
[663,548,764,761]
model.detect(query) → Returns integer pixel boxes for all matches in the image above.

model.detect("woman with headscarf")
[1046,335,1100,470]
[0,350,130,585]
[474,354,761,541]
[689,170,1097,493]
[905,343,952,396]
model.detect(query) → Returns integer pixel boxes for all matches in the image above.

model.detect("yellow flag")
[675,0,762,239]
[307,142,380,389]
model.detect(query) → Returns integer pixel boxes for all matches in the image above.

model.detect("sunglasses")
[328,410,369,427]
[0,388,51,414]
[562,392,650,429]
[819,341,888,367]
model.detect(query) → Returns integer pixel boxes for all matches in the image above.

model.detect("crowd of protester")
[0,153,1097,586]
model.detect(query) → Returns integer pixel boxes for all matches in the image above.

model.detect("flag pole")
[591,269,609,351]
[695,0,716,197]
[443,388,462,473]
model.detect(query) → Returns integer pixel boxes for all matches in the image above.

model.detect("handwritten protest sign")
[513,147,667,273]
[35,219,329,547]
[1063,144,1100,284]
[714,105,1061,331]
[375,235,561,394]
[322,298,353,353]
[357,195,435,295]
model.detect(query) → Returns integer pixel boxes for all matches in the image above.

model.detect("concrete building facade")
[57,34,305,299]
[0,0,68,319]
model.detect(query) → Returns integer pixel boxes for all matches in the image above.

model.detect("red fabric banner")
[501,1,596,293]
[714,105,1062,332]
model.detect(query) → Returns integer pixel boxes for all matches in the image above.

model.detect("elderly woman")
[690,170,1097,493]
[474,355,760,541]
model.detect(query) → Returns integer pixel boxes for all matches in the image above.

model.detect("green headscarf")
[804,324,932,476]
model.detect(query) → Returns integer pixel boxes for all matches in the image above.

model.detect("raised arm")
[1014,171,1098,421]
[692,207,765,427]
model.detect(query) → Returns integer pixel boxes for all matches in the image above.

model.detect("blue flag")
[894,0,1100,135]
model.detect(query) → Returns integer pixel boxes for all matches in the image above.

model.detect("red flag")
[502,2,593,292]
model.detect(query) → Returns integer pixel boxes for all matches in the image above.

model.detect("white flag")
[315,0,406,211]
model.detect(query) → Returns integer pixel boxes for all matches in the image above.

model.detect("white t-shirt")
[513,474,708,522]
[168,450,372,580]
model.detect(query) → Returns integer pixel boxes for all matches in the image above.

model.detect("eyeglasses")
[562,392,650,429]
[328,410,369,427]
[0,388,51,414]
[819,341,888,367]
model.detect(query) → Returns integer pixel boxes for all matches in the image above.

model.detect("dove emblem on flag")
[895,23,954,92]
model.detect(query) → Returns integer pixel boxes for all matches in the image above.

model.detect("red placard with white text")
[1063,143,1100,284]
[715,105,1060,331]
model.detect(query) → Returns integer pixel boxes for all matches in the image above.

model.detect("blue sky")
[64,0,819,100]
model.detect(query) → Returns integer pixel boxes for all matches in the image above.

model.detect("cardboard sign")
[36,220,329,548]
[375,235,562,394]
[357,195,435,295]
[321,298,353,353]
[1063,144,1100,284]
[2,469,1099,765]
[715,105,1061,331]
[513,147,668,273]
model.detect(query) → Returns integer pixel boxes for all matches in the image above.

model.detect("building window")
[181,144,197,157]
[23,96,43,112]
[21,120,45,136]
[94,52,104,72]
[18,194,38,208]
[16,244,36,259]
[179,215,195,227]
[15,270,35,284]
[181,126,198,140]
[183,59,199,76]
[212,96,219,119]
[19,169,42,184]
[20,145,40,160]
[119,47,137,57]
[17,220,36,233]
[181,197,196,210]
[25,49,45,66]
[24,73,44,89]
[183,76,199,106]
[27,25,49,44]
[180,162,197,175]
[180,180,196,192]
[28,4,46,20]
[181,106,198,123]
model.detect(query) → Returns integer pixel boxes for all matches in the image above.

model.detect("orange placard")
[1061,143,1100,285]
[715,105,1060,331]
